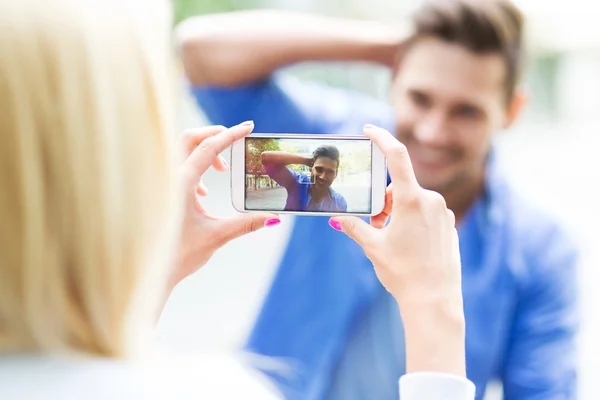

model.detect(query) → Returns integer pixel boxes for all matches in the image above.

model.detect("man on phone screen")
[261,145,348,212]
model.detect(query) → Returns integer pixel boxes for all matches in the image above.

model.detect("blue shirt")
[264,166,348,212]
[191,73,579,400]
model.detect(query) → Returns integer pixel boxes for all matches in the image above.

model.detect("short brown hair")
[407,0,524,102]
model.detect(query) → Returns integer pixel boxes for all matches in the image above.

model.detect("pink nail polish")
[329,219,342,231]
[265,218,281,227]
[240,120,254,126]
[222,158,230,170]
[364,124,376,130]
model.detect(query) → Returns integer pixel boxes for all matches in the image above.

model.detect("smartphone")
[230,133,387,216]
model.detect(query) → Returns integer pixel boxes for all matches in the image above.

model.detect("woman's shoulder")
[0,351,281,399]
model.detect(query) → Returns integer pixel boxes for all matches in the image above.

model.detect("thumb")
[213,213,280,246]
[329,216,376,248]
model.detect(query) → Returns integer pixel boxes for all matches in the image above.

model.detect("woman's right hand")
[329,124,466,377]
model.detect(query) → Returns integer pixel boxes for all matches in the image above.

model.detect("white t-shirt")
[0,352,475,399]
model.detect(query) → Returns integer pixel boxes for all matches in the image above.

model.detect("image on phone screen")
[244,136,374,214]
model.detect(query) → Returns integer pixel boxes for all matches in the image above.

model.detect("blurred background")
[159,1,600,398]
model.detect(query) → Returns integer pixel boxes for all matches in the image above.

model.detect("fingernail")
[240,120,254,127]
[265,218,281,228]
[329,219,342,232]
[364,124,376,130]
[221,157,230,170]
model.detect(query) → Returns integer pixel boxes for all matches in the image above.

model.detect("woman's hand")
[330,124,466,377]
[171,122,280,287]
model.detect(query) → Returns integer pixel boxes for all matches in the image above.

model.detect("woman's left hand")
[171,121,279,287]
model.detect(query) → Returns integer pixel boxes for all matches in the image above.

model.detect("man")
[176,1,579,399]
[262,145,347,212]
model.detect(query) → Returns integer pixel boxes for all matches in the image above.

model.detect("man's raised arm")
[175,9,405,86]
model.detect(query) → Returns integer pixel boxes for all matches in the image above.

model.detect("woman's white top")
[400,371,476,400]
[0,353,475,399]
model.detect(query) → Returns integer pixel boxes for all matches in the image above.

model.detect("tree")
[245,138,281,190]
[347,146,372,173]
[172,0,263,25]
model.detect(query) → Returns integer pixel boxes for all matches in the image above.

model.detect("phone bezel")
[230,133,387,217]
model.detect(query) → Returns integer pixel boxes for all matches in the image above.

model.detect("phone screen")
[244,136,373,214]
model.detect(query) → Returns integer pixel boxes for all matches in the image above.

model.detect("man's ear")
[504,88,528,129]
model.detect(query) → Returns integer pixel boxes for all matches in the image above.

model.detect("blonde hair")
[0,0,182,358]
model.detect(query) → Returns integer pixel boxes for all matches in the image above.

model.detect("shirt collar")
[456,147,513,250]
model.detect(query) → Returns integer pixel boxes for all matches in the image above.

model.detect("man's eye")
[409,91,430,108]
[454,105,480,118]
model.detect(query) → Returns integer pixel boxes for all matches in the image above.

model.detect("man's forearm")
[262,151,312,167]
[176,10,406,86]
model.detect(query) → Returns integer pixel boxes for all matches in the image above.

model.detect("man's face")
[391,37,512,193]
[311,157,338,190]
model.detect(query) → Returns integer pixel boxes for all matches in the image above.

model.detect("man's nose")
[413,111,451,146]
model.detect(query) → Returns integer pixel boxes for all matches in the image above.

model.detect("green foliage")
[337,147,371,174]
[245,138,281,176]
[346,146,372,172]
[172,0,263,25]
